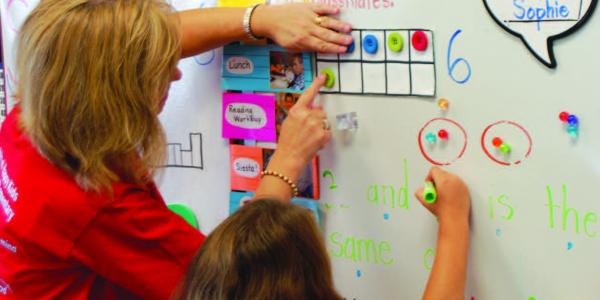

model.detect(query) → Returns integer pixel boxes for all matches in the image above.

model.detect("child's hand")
[415,167,471,225]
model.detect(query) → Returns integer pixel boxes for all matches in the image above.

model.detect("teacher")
[0,0,351,299]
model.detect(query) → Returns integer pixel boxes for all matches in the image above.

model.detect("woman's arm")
[415,167,471,300]
[254,75,330,201]
[177,4,353,58]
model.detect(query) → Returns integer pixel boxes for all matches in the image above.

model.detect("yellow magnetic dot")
[437,98,449,110]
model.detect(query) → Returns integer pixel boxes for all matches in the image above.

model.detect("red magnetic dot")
[438,129,449,139]
[559,111,569,122]
[412,31,428,52]
[492,137,503,148]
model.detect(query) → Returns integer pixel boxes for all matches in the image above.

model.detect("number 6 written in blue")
[447,29,472,85]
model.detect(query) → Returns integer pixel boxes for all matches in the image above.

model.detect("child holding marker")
[177,167,471,300]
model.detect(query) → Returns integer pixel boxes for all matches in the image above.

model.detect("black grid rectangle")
[315,28,436,97]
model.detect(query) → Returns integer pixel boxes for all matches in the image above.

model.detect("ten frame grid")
[315,28,436,97]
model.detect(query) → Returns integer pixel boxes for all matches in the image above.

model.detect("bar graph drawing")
[163,132,204,169]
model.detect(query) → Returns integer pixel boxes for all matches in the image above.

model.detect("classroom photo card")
[269,51,306,91]
[275,92,301,139]
[222,43,313,93]
[229,144,320,199]
[229,191,321,225]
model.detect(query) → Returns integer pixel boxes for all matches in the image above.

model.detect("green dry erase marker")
[423,181,437,203]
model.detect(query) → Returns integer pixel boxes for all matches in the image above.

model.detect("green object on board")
[168,203,199,229]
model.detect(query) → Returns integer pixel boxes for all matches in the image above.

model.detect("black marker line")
[318,91,433,97]
[337,52,342,93]
[408,30,413,95]
[431,30,437,97]
[360,30,364,94]
[384,30,389,94]
[316,59,435,65]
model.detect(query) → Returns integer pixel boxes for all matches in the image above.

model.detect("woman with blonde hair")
[0,0,351,299]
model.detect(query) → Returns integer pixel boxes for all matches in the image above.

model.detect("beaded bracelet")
[261,170,299,197]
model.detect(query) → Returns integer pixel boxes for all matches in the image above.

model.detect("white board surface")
[318,1,600,299]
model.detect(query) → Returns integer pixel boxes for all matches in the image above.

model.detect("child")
[288,54,305,90]
[176,167,471,300]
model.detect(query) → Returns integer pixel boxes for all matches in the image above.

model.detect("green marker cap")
[168,203,199,230]
[423,181,437,204]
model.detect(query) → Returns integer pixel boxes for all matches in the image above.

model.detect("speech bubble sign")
[483,0,597,68]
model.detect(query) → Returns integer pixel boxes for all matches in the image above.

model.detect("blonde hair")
[175,199,343,300]
[16,0,180,191]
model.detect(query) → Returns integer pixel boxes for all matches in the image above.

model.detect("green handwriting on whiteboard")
[322,170,338,190]
[367,159,409,209]
[329,231,394,265]
[546,184,598,238]
[488,194,514,221]
[423,248,435,271]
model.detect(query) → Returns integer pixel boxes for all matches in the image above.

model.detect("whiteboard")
[318,1,600,299]
[4,0,600,299]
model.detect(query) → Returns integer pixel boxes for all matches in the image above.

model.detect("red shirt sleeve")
[68,186,205,300]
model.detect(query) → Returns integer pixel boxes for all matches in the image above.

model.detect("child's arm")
[415,167,471,300]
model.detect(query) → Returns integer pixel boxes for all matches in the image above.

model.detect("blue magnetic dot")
[363,35,378,54]
[347,39,355,53]
[567,241,573,250]
[356,269,362,278]
[495,228,501,236]
[567,115,578,126]
[383,213,390,220]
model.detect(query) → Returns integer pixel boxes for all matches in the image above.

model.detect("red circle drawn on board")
[480,120,533,166]
[418,118,468,166]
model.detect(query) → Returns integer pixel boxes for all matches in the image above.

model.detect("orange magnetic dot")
[492,137,503,148]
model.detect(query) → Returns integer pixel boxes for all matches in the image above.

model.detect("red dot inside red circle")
[559,111,569,122]
[438,129,449,139]
[492,137,503,148]
[412,31,428,52]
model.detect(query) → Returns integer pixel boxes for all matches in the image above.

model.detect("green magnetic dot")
[387,32,404,52]
[168,203,199,230]
[567,125,579,137]
[499,143,511,154]
[321,68,335,88]
[425,132,437,144]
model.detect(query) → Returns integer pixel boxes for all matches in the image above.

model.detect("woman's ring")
[315,16,324,26]
[322,119,331,130]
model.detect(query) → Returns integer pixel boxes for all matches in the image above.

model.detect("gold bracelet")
[260,170,299,197]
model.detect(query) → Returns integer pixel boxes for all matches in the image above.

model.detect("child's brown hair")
[175,199,343,300]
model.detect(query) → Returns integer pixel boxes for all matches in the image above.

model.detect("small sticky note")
[336,112,358,130]
[222,93,276,142]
